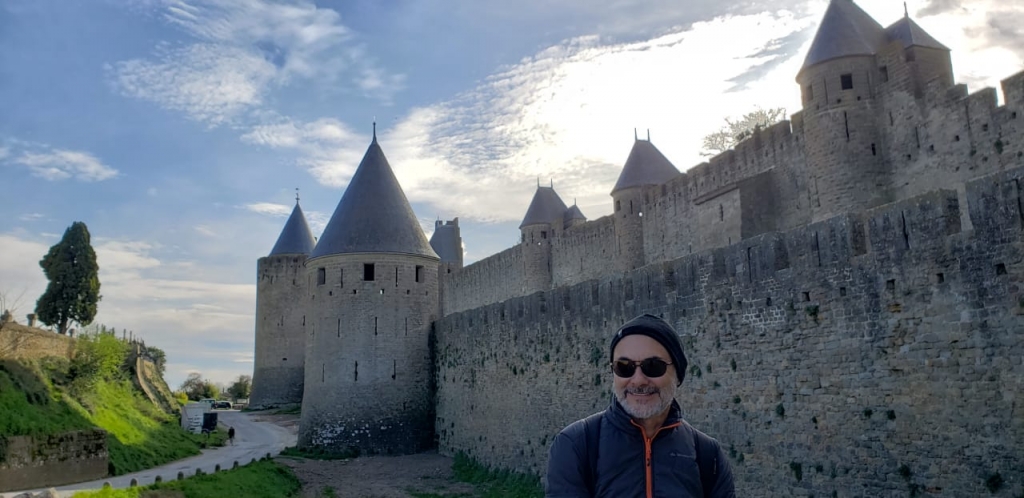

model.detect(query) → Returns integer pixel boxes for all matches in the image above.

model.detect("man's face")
[612,334,678,421]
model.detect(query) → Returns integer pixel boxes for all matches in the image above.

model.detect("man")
[546,314,735,498]
[228,426,235,446]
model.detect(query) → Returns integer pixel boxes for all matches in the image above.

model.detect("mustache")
[625,385,660,395]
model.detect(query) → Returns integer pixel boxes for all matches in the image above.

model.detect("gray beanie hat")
[609,314,688,385]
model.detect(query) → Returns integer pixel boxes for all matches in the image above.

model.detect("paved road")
[2,411,297,498]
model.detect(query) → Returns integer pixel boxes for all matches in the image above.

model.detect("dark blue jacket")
[546,399,735,498]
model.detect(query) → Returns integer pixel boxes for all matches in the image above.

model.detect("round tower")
[518,184,566,293]
[611,136,680,272]
[251,198,315,409]
[798,0,891,222]
[299,132,440,455]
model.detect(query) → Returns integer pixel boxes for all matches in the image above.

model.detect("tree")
[227,374,252,401]
[180,372,220,401]
[701,107,787,157]
[35,222,101,335]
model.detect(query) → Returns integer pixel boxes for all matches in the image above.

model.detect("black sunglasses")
[611,358,673,378]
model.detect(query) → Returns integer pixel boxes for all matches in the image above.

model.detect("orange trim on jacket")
[630,419,682,498]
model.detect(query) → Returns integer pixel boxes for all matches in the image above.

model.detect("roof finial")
[904,1,908,17]
[550,178,553,188]
[634,128,638,141]
[295,187,300,204]
[372,119,377,142]
[647,129,651,141]
[537,177,540,188]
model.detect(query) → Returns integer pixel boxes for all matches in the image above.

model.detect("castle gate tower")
[299,132,440,455]
[251,198,316,409]
[611,136,680,272]
[798,0,891,222]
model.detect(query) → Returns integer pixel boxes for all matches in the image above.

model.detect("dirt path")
[280,452,476,498]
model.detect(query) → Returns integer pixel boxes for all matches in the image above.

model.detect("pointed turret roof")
[564,204,586,222]
[884,16,948,51]
[800,0,886,74]
[611,139,680,194]
[520,186,568,228]
[309,135,437,260]
[268,201,315,256]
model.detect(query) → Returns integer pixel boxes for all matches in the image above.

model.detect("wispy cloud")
[0,147,9,160]
[109,0,404,125]
[242,201,329,234]
[12,148,119,182]
[18,213,45,222]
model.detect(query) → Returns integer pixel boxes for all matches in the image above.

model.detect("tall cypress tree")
[35,221,101,335]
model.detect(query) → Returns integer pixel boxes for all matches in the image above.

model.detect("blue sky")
[1,0,1021,390]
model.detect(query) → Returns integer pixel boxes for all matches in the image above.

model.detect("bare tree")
[701,107,787,157]
[0,288,28,331]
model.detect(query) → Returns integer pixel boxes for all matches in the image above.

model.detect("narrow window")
[415,265,424,283]
[521,233,525,243]
[719,204,724,221]
[363,263,375,281]
[317,267,326,285]
[615,200,621,212]
[905,49,916,62]
[844,111,850,141]
[871,143,877,156]
[840,73,853,90]
[879,66,889,82]
[339,268,344,287]
[395,267,399,286]
[541,231,547,239]
[804,84,814,102]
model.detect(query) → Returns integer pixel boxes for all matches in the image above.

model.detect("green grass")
[451,453,543,498]
[272,405,301,415]
[71,460,302,498]
[0,358,215,475]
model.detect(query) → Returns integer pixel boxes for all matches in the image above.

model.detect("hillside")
[0,330,215,477]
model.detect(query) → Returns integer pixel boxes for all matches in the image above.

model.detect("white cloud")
[0,147,9,160]
[243,202,292,216]
[194,225,217,237]
[18,213,45,222]
[13,149,119,182]
[110,0,404,125]
[109,44,277,126]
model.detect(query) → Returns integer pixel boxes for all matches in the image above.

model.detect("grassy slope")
[70,460,302,498]
[0,359,221,475]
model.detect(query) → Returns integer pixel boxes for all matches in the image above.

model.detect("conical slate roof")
[884,16,948,51]
[520,186,568,228]
[611,139,680,194]
[564,204,586,222]
[800,0,886,74]
[309,137,437,260]
[268,202,315,256]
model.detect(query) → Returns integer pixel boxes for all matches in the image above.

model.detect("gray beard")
[614,381,677,420]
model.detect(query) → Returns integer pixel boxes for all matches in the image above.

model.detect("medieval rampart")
[441,244,529,314]
[434,167,1024,497]
[0,429,108,492]
[0,324,74,361]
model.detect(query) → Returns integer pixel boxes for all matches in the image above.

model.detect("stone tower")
[519,185,568,293]
[611,136,679,272]
[251,199,315,409]
[299,131,440,455]
[429,218,464,269]
[798,0,891,222]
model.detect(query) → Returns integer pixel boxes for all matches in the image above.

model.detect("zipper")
[631,419,682,498]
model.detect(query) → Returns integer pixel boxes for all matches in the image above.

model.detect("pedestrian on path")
[228,426,235,445]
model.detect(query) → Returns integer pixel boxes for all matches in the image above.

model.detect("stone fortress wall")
[440,71,1024,313]
[434,168,1024,497]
